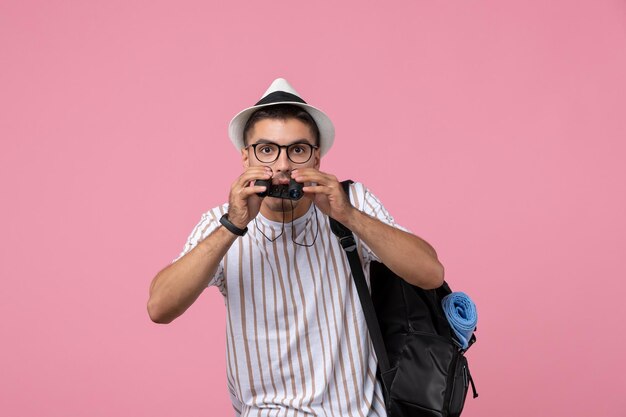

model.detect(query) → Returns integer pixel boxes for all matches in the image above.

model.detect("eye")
[291,145,306,154]
[258,145,276,154]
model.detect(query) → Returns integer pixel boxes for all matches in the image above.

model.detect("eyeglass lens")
[253,143,314,164]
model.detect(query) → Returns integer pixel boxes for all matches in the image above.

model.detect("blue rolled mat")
[441,292,477,350]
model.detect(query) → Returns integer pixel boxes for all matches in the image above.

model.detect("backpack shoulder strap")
[329,180,391,373]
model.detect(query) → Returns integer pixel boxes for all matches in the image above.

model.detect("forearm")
[343,208,444,289]
[147,226,237,323]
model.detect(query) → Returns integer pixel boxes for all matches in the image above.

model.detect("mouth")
[272,177,291,186]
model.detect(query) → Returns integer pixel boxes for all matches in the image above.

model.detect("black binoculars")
[255,178,304,200]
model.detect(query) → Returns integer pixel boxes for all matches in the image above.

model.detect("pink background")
[2,1,625,416]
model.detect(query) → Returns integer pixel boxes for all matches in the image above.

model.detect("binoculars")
[255,178,304,200]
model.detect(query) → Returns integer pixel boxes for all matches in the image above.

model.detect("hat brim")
[228,102,335,157]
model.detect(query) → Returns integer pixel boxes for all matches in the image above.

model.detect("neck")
[259,198,312,223]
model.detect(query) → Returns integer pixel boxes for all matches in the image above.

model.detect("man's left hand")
[292,168,355,224]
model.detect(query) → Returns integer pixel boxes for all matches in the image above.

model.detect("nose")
[272,147,291,174]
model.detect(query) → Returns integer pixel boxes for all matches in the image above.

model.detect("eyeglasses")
[246,142,319,164]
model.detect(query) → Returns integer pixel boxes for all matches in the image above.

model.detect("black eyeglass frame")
[246,142,320,164]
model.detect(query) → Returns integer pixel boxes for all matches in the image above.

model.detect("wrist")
[197,225,237,255]
[219,213,248,236]
[339,206,362,230]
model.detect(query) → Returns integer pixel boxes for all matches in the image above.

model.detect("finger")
[291,167,322,177]
[242,166,272,183]
[236,185,268,199]
[302,185,335,195]
[293,170,335,185]
[235,167,272,188]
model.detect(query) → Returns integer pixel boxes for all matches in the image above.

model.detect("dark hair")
[243,104,320,146]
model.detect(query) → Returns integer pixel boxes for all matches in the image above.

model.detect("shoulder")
[345,181,382,210]
[174,202,230,263]
[191,203,229,230]
[202,203,229,221]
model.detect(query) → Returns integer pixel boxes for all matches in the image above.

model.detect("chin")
[265,197,299,212]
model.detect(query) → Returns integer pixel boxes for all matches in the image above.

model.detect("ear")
[313,148,321,169]
[242,147,249,168]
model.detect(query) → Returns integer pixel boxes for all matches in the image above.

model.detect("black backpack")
[330,180,478,417]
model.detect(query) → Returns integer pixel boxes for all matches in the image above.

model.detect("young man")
[148,78,444,417]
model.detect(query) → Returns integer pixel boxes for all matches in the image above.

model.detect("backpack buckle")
[339,236,357,252]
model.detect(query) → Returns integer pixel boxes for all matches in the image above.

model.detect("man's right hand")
[147,166,272,324]
[226,166,272,228]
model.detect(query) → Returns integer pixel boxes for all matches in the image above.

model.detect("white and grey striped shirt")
[177,182,408,417]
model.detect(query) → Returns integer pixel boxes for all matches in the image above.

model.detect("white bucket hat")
[228,78,335,156]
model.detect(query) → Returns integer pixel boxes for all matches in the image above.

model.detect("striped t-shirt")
[177,182,408,417]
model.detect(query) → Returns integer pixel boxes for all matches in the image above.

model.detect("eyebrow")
[254,139,314,146]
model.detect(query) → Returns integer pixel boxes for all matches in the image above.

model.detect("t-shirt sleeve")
[348,182,410,263]
[173,205,227,287]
